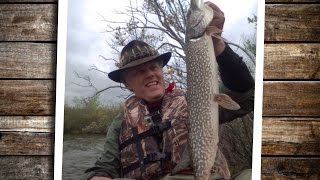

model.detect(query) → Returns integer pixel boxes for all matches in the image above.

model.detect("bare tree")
[76,0,256,97]
[97,0,190,90]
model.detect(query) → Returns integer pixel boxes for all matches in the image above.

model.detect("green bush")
[64,96,122,134]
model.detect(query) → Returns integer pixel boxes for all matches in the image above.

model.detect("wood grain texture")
[0,4,57,41]
[263,81,320,116]
[263,1,320,179]
[261,157,320,179]
[264,43,320,80]
[262,117,320,155]
[0,116,54,132]
[0,156,53,179]
[265,4,320,42]
[0,132,53,155]
[0,80,55,115]
[0,42,56,79]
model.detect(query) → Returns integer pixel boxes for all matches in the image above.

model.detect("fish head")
[186,0,214,40]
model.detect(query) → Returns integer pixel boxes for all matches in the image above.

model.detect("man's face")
[124,60,165,103]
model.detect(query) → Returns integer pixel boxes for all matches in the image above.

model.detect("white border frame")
[54,0,265,179]
[251,0,265,179]
[55,0,68,179]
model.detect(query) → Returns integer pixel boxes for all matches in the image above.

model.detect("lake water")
[62,134,106,180]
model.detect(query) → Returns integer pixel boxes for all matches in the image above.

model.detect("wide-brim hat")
[108,40,171,83]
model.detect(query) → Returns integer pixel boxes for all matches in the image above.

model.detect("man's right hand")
[204,1,226,56]
[91,176,112,180]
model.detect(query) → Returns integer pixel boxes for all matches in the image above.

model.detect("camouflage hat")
[108,40,171,83]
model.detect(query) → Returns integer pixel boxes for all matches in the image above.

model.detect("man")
[83,2,254,180]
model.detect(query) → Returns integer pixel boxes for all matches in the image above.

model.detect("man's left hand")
[205,1,226,56]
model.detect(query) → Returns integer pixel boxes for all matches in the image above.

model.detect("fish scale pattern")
[186,31,220,180]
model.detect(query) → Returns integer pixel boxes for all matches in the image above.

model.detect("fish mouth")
[191,0,203,10]
[145,81,159,87]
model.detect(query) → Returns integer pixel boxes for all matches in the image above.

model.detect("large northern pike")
[172,0,240,179]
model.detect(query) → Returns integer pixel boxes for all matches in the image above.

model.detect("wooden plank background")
[0,0,57,179]
[0,0,319,179]
[263,0,320,179]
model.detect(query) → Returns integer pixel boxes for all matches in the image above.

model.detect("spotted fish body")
[179,0,240,179]
[186,2,218,180]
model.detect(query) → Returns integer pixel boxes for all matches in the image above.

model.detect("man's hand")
[91,176,112,180]
[205,1,226,56]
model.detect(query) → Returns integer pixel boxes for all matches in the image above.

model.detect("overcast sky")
[64,0,258,105]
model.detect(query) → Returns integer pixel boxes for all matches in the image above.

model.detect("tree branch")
[88,65,109,75]
[73,71,98,92]
[94,85,129,97]
[99,55,118,64]
[224,39,256,65]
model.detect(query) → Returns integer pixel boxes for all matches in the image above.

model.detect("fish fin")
[213,93,241,110]
[206,26,223,40]
[171,146,191,175]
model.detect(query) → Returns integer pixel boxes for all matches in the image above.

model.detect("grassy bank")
[64,96,122,134]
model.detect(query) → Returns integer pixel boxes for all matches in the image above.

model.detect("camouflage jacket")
[119,89,188,179]
[119,89,232,179]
